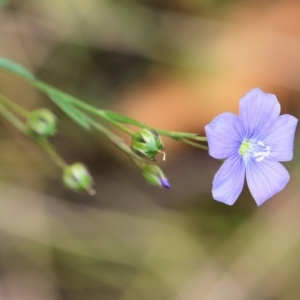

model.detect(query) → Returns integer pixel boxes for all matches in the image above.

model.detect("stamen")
[253,141,271,162]
[253,151,267,157]
[255,156,265,162]
[239,139,271,162]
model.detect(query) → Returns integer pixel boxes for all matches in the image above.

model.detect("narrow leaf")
[48,91,91,130]
[0,57,35,80]
[103,111,146,127]
[33,81,91,130]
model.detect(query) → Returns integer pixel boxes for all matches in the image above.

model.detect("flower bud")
[142,165,170,188]
[26,108,57,138]
[131,129,164,161]
[62,162,95,195]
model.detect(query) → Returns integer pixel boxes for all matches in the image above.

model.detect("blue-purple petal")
[258,114,298,162]
[246,159,290,206]
[239,88,280,138]
[205,112,243,159]
[212,155,245,205]
[160,178,170,188]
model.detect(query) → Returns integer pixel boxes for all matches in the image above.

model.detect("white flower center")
[239,140,271,162]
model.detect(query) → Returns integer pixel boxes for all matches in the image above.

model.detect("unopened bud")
[26,108,57,138]
[62,162,95,195]
[131,129,165,161]
[142,165,170,188]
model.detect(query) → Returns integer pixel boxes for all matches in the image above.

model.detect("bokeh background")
[1,0,300,299]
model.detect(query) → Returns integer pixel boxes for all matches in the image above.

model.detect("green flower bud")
[142,165,170,188]
[131,129,165,161]
[26,108,57,138]
[62,162,95,195]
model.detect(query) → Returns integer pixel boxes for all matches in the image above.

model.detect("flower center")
[239,140,271,162]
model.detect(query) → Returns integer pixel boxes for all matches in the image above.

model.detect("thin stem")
[180,138,208,150]
[36,139,67,169]
[68,100,134,136]
[151,128,206,141]
[101,116,134,136]
[0,102,25,132]
[189,136,207,142]
[0,94,29,118]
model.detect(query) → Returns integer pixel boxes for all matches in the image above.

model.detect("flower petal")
[212,155,245,205]
[205,112,243,159]
[246,159,290,206]
[239,88,280,138]
[258,114,298,162]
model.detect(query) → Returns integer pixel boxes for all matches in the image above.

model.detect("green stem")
[179,138,208,150]
[35,139,67,169]
[191,136,207,142]
[151,128,206,141]
[101,116,134,136]
[0,94,29,118]
[0,102,25,132]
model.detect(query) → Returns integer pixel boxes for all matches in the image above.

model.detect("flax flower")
[205,88,298,206]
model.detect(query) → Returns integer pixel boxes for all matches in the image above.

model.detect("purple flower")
[205,88,298,206]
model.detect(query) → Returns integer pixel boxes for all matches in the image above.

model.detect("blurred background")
[1,0,300,299]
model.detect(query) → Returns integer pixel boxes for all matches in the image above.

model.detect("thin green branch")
[35,139,67,169]
[179,138,208,150]
[151,128,206,141]
[190,136,207,142]
[0,94,30,118]
[0,102,25,132]
[101,116,134,136]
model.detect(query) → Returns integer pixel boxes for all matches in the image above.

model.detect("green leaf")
[0,57,35,80]
[103,111,146,127]
[48,91,91,130]
[33,81,91,130]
